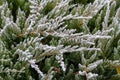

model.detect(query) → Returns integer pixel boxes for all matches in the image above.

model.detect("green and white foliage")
[0,0,120,80]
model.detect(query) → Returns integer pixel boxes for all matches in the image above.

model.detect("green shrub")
[0,0,120,80]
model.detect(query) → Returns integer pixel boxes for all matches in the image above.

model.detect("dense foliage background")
[0,0,120,80]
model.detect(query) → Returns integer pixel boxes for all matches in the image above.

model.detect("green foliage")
[0,0,120,80]
[6,0,30,21]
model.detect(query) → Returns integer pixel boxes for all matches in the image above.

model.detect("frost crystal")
[0,0,120,79]
[29,60,44,77]
[15,49,32,61]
